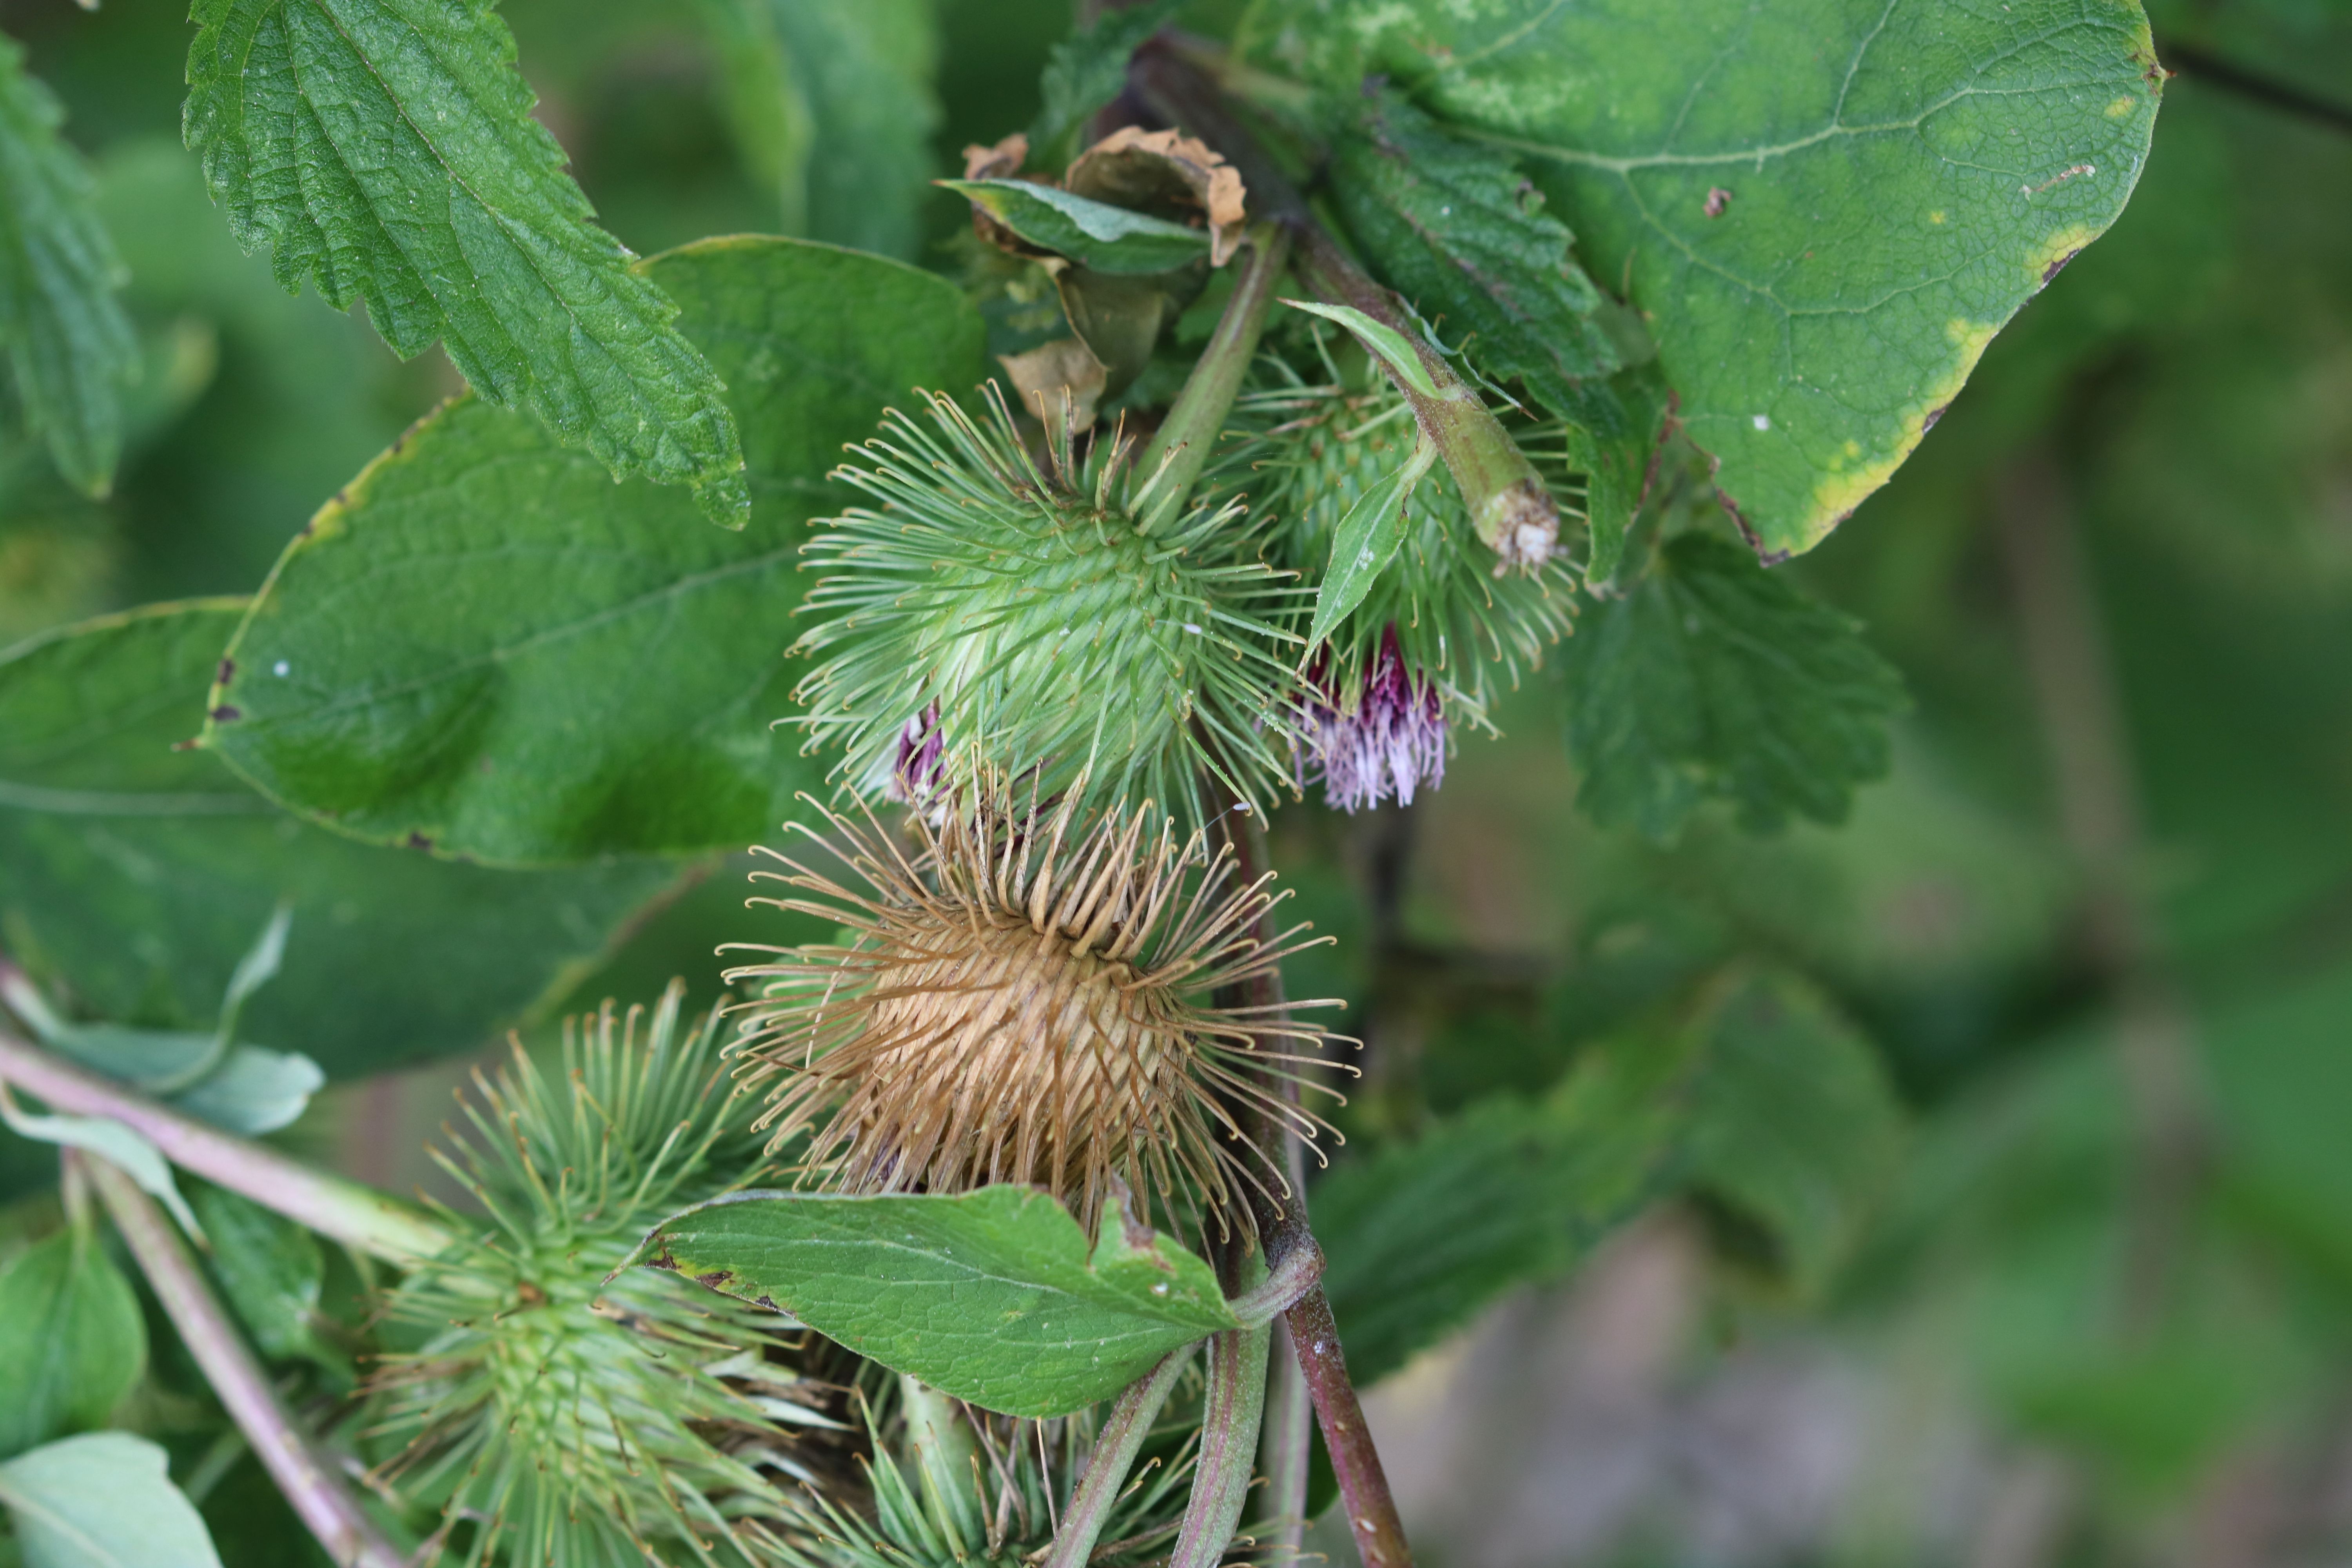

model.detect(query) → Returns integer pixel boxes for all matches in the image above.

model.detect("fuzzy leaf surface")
[1328,88,1624,397]
[1028,0,1181,156]
[200,239,983,864]
[0,1234,146,1458]
[182,0,748,522]
[1561,532,1907,839]
[0,601,680,1078]
[1314,1023,1696,1387]
[643,1186,1240,1417]
[943,179,1214,274]
[0,36,136,497]
[699,0,938,258]
[1681,970,1906,1293]
[0,1433,222,1568]
[187,1184,328,1366]
[1263,0,2161,556]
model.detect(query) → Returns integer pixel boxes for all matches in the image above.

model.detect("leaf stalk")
[1133,221,1294,528]
[80,1150,408,1568]
[1041,1348,1192,1568]
[0,1019,452,1265]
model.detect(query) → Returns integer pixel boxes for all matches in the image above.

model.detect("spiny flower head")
[791,1374,1197,1568]
[1295,627,1448,811]
[794,387,1304,830]
[368,986,834,1568]
[1212,363,1579,731]
[721,786,1346,1247]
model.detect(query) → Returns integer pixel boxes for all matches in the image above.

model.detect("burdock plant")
[367,987,828,1568]
[0,4,2156,1567]
[722,786,1344,1245]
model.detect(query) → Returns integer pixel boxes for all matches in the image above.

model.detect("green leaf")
[187,1184,327,1367]
[1328,87,1624,395]
[0,35,136,498]
[0,1433,223,1568]
[1680,971,1906,1294]
[641,1186,1240,1418]
[1561,532,1907,840]
[1304,434,1438,653]
[1552,360,1669,586]
[942,179,1214,275]
[1,916,323,1135]
[1028,0,1181,158]
[1262,0,2161,556]
[698,0,940,258]
[0,1233,146,1457]
[201,239,983,865]
[182,0,749,524]
[0,601,682,1079]
[1280,299,1440,399]
[0,1103,203,1240]
[1314,1022,1698,1387]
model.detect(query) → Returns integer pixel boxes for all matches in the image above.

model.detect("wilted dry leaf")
[1065,126,1247,265]
[998,336,1109,433]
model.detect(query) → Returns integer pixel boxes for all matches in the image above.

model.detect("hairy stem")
[1131,42,1557,571]
[1171,1320,1273,1568]
[1259,1316,1312,1551]
[81,1151,408,1568]
[1214,804,1416,1568]
[1133,221,1293,528]
[0,1022,451,1264]
[1042,1349,1191,1568]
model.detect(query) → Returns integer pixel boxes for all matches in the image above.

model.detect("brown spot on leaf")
[755,1295,780,1312]
[209,705,240,722]
[405,832,432,851]
[1704,187,1732,218]
[695,1270,733,1291]
[2040,249,2081,286]
[216,659,235,687]
[1923,403,1951,432]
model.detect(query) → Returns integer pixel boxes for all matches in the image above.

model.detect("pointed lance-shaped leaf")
[183,0,750,524]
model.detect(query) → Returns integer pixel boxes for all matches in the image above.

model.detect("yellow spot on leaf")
[1929,210,1946,225]
[1796,319,1997,550]
[2106,96,2137,119]
[2026,224,2099,285]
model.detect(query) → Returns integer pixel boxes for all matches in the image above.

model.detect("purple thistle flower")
[882,703,945,804]
[1296,630,1448,812]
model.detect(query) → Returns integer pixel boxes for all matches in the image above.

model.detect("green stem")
[900,1375,987,1548]
[1042,1349,1192,1568]
[82,1151,408,1568]
[1259,1316,1312,1552]
[0,1022,451,1265]
[1131,42,1559,572]
[1132,221,1292,529]
[1171,1319,1273,1568]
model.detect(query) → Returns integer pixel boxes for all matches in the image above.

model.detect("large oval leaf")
[200,238,985,864]
[0,602,678,1082]
[641,1186,1239,1417]
[1268,0,2161,557]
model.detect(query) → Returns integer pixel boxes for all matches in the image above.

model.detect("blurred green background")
[2,0,2350,1561]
